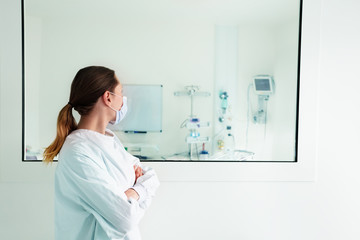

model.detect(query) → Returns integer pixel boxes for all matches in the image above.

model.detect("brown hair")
[43,66,119,163]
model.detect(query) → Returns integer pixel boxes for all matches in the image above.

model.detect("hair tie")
[68,102,74,108]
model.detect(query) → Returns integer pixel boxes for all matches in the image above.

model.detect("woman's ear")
[102,91,112,107]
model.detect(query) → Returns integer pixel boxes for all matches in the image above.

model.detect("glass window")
[23,0,302,162]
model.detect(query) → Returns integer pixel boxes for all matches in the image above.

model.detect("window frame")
[0,0,320,182]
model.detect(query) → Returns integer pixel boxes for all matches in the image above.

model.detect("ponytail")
[43,103,78,163]
[43,66,118,163]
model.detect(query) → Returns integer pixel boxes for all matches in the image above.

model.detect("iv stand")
[174,86,211,160]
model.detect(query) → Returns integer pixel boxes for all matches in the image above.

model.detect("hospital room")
[0,0,359,239]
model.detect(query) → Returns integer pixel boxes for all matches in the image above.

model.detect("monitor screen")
[254,78,271,91]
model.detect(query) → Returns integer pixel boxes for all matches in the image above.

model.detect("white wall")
[1,1,360,240]
[211,22,299,161]
[24,15,42,154]
[235,20,299,161]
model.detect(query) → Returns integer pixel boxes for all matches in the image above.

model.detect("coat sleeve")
[131,166,160,209]
[115,142,160,210]
[61,148,144,239]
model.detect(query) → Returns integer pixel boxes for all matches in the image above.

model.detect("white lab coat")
[55,128,159,240]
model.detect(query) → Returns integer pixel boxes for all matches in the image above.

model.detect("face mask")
[109,93,128,125]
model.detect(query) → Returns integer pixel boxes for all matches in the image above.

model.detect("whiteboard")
[108,84,163,132]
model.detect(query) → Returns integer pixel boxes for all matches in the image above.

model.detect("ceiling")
[25,0,301,26]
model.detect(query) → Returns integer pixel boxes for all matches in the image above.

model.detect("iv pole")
[174,86,211,160]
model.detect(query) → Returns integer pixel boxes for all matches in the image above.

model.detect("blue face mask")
[108,93,128,125]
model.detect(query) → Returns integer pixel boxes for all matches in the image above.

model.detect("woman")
[43,66,160,240]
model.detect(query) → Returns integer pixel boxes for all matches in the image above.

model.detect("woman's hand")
[125,188,140,201]
[134,165,144,183]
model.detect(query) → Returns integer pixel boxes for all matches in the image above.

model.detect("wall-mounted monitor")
[253,75,275,95]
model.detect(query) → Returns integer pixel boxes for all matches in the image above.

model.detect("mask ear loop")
[108,105,118,112]
[108,92,124,110]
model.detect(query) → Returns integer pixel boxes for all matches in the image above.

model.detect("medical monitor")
[253,75,274,95]
[107,84,163,133]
